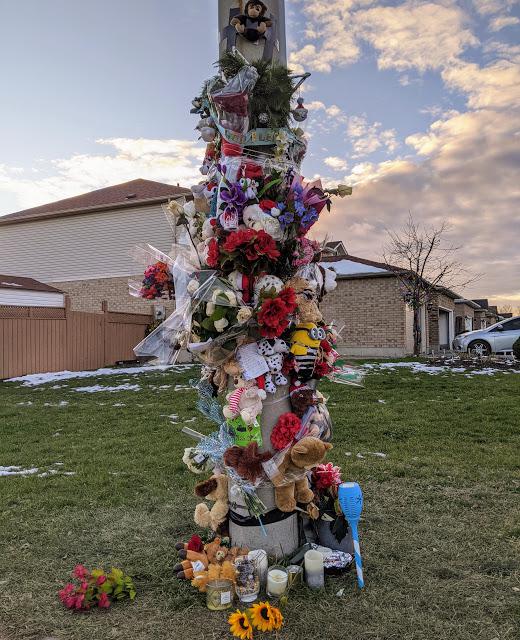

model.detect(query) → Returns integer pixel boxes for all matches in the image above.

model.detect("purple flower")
[220,183,247,208]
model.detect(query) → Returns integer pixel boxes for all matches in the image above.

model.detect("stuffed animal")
[223,377,266,425]
[191,560,237,593]
[286,276,323,324]
[253,274,284,305]
[194,474,229,531]
[231,1,272,42]
[271,437,333,512]
[289,380,322,419]
[242,204,283,240]
[256,338,289,393]
[224,441,272,483]
[212,357,242,394]
[290,323,326,380]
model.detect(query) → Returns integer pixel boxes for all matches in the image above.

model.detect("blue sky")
[0,0,519,307]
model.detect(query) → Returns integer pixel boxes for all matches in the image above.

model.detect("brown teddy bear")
[191,560,237,593]
[271,437,332,512]
[194,474,229,531]
[223,441,272,483]
[286,276,323,324]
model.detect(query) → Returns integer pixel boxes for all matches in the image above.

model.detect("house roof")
[0,179,191,226]
[323,240,347,256]
[454,298,482,310]
[0,274,63,294]
[321,254,394,278]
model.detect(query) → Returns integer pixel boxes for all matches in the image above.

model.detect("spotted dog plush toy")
[257,338,289,393]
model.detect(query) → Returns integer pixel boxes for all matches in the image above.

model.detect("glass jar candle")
[247,549,268,588]
[266,565,288,598]
[206,579,234,611]
[234,557,260,603]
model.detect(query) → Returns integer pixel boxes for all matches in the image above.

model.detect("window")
[501,318,520,331]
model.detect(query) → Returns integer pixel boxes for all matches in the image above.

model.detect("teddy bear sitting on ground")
[194,474,229,532]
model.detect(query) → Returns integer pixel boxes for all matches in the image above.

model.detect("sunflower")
[228,609,254,640]
[249,601,284,632]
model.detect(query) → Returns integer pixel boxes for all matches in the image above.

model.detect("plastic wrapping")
[128,243,176,301]
[210,64,259,136]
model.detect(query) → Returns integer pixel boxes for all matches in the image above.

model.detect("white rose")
[214,317,229,333]
[225,291,238,306]
[187,279,199,295]
[206,302,216,316]
[237,307,253,324]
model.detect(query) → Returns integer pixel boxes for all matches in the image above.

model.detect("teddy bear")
[230,1,272,42]
[242,204,283,240]
[212,357,242,395]
[194,474,229,531]
[289,380,323,419]
[223,376,266,425]
[253,274,284,305]
[191,560,237,593]
[257,338,289,393]
[224,441,272,483]
[271,437,333,512]
[286,275,323,324]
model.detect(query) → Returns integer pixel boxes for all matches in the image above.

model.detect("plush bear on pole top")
[133,0,352,558]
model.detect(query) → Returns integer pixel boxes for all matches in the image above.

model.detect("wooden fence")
[0,301,152,379]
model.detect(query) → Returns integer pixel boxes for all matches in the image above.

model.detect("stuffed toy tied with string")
[231,1,272,43]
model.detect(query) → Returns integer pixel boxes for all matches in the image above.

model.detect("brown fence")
[0,301,152,379]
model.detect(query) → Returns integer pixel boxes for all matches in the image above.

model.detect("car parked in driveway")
[452,316,520,355]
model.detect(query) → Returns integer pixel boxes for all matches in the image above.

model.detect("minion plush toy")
[290,323,326,380]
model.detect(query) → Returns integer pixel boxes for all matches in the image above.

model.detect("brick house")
[0,179,189,315]
[320,250,460,356]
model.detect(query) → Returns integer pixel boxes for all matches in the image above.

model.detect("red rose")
[278,287,297,313]
[254,230,280,260]
[313,360,332,378]
[206,238,220,268]
[271,412,302,450]
[243,162,264,179]
[244,245,258,261]
[259,199,277,212]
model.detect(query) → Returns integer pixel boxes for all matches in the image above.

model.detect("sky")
[0,0,519,309]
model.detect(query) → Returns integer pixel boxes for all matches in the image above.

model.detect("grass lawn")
[1,362,519,640]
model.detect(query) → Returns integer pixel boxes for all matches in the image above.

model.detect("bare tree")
[383,215,478,356]
[499,304,513,315]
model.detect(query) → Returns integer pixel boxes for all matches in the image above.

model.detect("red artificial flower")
[242,162,264,179]
[271,412,302,450]
[312,462,342,490]
[98,592,111,609]
[259,198,277,212]
[244,245,258,261]
[320,339,333,354]
[222,228,256,253]
[221,141,243,157]
[257,297,290,338]
[206,237,220,268]
[278,287,297,313]
[96,575,107,586]
[254,230,280,260]
[73,564,89,580]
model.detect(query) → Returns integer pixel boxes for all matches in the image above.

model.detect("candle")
[248,550,268,588]
[266,566,288,598]
[304,550,324,589]
[206,579,234,611]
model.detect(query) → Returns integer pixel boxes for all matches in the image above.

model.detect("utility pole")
[218,0,287,64]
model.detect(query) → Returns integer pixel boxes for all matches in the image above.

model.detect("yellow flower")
[228,609,254,640]
[249,601,283,632]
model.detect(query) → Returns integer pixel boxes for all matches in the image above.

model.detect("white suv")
[452,316,520,355]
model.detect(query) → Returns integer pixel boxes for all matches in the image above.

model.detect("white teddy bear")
[253,274,284,306]
[242,204,283,241]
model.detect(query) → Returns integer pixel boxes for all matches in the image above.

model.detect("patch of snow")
[368,452,387,458]
[112,402,126,407]
[320,259,388,276]
[356,453,365,459]
[74,383,141,393]
[0,466,39,477]
[43,401,69,407]
[16,401,33,406]
[377,399,386,404]
[1,281,23,287]
[362,361,520,376]
[6,364,195,387]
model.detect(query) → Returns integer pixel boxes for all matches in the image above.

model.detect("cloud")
[314,106,520,305]
[354,2,478,72]
[346,115,399,157]
[324,156,348,171]
[488,15,520,30]
[441,60,520,109]
[471,0,518,15]
[0,138,204,214]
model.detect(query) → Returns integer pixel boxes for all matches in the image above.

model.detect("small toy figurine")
[231,1,272,43]
[290,323,326,380]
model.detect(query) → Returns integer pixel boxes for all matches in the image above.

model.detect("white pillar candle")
[267,567,288,597]
[304,550,324,589]
[248,550,268,587]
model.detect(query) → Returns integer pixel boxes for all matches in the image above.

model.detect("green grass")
[0,363,519,640]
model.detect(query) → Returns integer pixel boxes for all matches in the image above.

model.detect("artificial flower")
[206,302,216,316]
[253,231,280,260]
[271,412,301,450]
[312,462,342,490]
[228,609,254,640]
[206,237,220,268]
[257,297,289,339]
[314,360,332,378]
[73,564,89,580]
[259,198,277,212]
[249,602,283,632]
[242,161,263,179]
[222,228,257,253]
[237,307,253,324]
[278,287,297,313]
[98,592,111,609]
[214,317,229,333]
